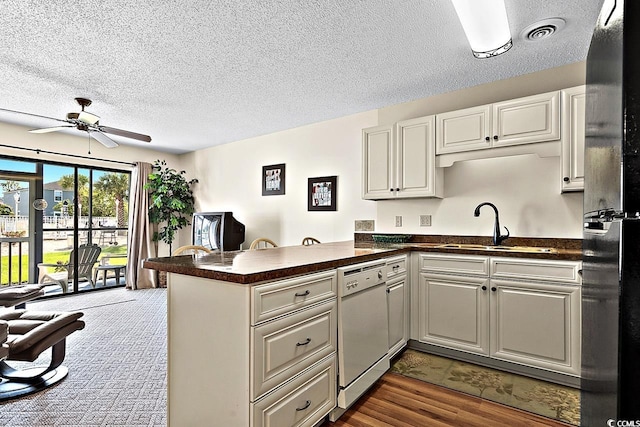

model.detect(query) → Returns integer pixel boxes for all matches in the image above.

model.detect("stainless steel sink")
[436,243,556,253]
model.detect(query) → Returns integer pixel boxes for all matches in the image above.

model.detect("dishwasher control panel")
[338,260,387,297]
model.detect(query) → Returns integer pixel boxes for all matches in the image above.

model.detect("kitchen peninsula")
[144,237,581,426]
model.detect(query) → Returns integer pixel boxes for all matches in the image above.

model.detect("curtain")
[125,162,156,289]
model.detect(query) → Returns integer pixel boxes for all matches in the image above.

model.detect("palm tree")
[94,173,129,227]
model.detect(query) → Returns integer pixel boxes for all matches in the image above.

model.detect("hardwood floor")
[322,373,571,427]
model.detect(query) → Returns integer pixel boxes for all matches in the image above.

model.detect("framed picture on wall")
[262,163,285,196]
[308,176,337,211]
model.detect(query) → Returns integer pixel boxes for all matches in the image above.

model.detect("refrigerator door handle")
[584,208,626,221]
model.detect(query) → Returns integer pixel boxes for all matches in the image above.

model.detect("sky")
[0,159,106,188]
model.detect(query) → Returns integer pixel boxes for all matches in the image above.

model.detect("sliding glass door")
[1,157,130,296]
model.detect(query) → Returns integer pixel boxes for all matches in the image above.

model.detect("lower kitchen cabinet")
[418,273,490,355]
[387,255,409,358]
[491,279,581,375]
[415,253,582,377]
[166,270,337,427]
[387,277,407,358]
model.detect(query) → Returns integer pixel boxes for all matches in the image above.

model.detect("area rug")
[391,349,580,425]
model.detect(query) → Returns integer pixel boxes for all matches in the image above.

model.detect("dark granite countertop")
[143,235,582,285]
[143,241,404,284]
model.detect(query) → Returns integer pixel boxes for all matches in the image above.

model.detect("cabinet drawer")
[252,299,337,399]
[253,270,336,324]
[252,356,336,427]
[490,258,582,284]
[419,253,489,276]
[386,255,407,279]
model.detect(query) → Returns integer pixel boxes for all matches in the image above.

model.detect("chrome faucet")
[474,202,510,246]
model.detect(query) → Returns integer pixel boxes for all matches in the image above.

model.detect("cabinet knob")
[396,188,400,192]
[481,285,487,291]
[493,135,498,140]
[390,188,394,192]
[491,287,497,292]
[563,177,570,182]
[485,136,490,141]
[386,288,391,294]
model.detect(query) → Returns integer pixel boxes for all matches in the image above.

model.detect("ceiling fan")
[27,97,152,148]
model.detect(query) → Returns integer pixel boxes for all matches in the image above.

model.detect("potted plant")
[145,159,198,257]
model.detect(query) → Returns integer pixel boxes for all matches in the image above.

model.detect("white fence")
[1,215,117,238]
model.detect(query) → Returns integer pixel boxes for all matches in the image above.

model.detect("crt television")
[192,212,245,251]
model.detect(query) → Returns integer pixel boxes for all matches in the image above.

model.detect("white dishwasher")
[331,259,390,420]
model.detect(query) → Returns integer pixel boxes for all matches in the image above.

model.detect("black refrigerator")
[582,0,640,424]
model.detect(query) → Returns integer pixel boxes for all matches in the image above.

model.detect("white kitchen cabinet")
[167,270,337,427]
[436,91,561,155]
[362,116,442,200]
[415,253,581,377]
[418,273,490,355]
[362,125,394,199]
[417,254,490,355]
[386,255,409,358]
[490,279,581,376]
[561,85,586,192]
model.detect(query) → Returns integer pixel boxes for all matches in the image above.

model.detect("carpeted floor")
[391,349,580,426]
[0,288,167,427]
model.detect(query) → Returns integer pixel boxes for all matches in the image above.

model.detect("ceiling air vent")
[521,18,566,42]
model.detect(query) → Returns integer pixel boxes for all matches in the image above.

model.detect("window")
[54,190,63,202]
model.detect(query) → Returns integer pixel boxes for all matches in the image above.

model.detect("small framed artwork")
[308,175,337,211]
[262,163,285,196]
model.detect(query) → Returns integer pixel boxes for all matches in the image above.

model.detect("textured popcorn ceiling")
[0,1,603,154]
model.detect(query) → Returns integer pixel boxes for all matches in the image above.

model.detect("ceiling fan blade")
[89,130,119,148]
[29,125,75,134]
[0,107,69,124]
[99,125,152,142]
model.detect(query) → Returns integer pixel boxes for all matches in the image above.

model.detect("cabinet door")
[436,105,492,154]
[492,91,560,147]
[396,115,442,198]
[490,279,581,376]
[561,86,585,192]
[418,273,490,355]
[387,276,407,358]
[362,125,394,199]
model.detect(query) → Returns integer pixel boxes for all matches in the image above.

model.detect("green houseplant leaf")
[145,159,198,254]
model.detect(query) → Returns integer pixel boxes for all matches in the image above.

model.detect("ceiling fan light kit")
[26,97,151,148]
[451,0,512,58]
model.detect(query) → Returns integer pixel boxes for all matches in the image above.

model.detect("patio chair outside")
[37,244,102,293]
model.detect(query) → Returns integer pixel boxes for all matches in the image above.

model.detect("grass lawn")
[1,245,127,286]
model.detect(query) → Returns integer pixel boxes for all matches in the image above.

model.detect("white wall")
[181,61,586,244]
[0,121,180,169]
[179,110,379,248]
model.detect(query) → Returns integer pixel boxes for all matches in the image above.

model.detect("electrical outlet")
[354,220,375,231]
[395,216,402,227]
[419,215,432,227]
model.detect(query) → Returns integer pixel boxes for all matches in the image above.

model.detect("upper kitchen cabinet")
[436,91,561,166]
[561,86,585,192]
[362,116,443,200]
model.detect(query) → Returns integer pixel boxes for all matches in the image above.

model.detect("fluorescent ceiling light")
[451,0,512,58]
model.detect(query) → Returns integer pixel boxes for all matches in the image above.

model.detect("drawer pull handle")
[392,265,400,271]
[296,400,311,411]
[296,338,311,346]
[295,290,310,297]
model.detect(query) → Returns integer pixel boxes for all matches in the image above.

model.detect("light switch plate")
[395,216,402,227]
